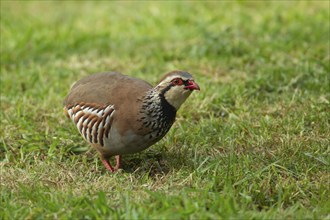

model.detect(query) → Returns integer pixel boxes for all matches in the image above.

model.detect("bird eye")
[172,78,183,86]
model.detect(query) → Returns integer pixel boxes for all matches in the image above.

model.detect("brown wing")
[63,72,152,107]
[64,72,153,136]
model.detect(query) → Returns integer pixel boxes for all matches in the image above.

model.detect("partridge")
[63,70,200,172]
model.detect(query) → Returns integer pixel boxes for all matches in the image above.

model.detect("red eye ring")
[171,78,183,86]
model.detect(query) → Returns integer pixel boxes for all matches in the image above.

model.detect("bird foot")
[101,155,122,172]
[114,155,122,170]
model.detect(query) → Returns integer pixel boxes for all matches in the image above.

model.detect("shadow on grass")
[113,150,189,176]
[69,144,190,176]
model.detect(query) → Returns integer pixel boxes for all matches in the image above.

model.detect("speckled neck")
[138,89,176,140]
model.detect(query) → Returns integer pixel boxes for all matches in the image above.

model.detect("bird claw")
[101,155,122,173]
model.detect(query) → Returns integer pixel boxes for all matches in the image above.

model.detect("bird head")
[155,70,200,110]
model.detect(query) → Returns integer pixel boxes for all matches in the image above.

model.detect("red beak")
[184,80,200,91]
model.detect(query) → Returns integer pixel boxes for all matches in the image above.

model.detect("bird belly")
[102,128,152,155]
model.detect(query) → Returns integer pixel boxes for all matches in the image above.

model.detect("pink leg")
[101,158,115,172]
[114,155,122,171]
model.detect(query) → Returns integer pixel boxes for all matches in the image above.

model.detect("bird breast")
[104,91,177,156]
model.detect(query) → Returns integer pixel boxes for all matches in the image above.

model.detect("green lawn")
[1,1,329,219]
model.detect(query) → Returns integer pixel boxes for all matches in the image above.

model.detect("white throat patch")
[164,86,192,110]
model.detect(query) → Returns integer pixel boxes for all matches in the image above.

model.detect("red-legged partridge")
[63,70,200,172]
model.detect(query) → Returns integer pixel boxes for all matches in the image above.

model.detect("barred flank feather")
[66,103,115,147]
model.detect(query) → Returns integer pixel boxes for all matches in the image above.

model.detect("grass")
[1,1,329,219]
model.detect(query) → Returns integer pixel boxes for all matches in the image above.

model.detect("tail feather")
[63,107,70,119]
